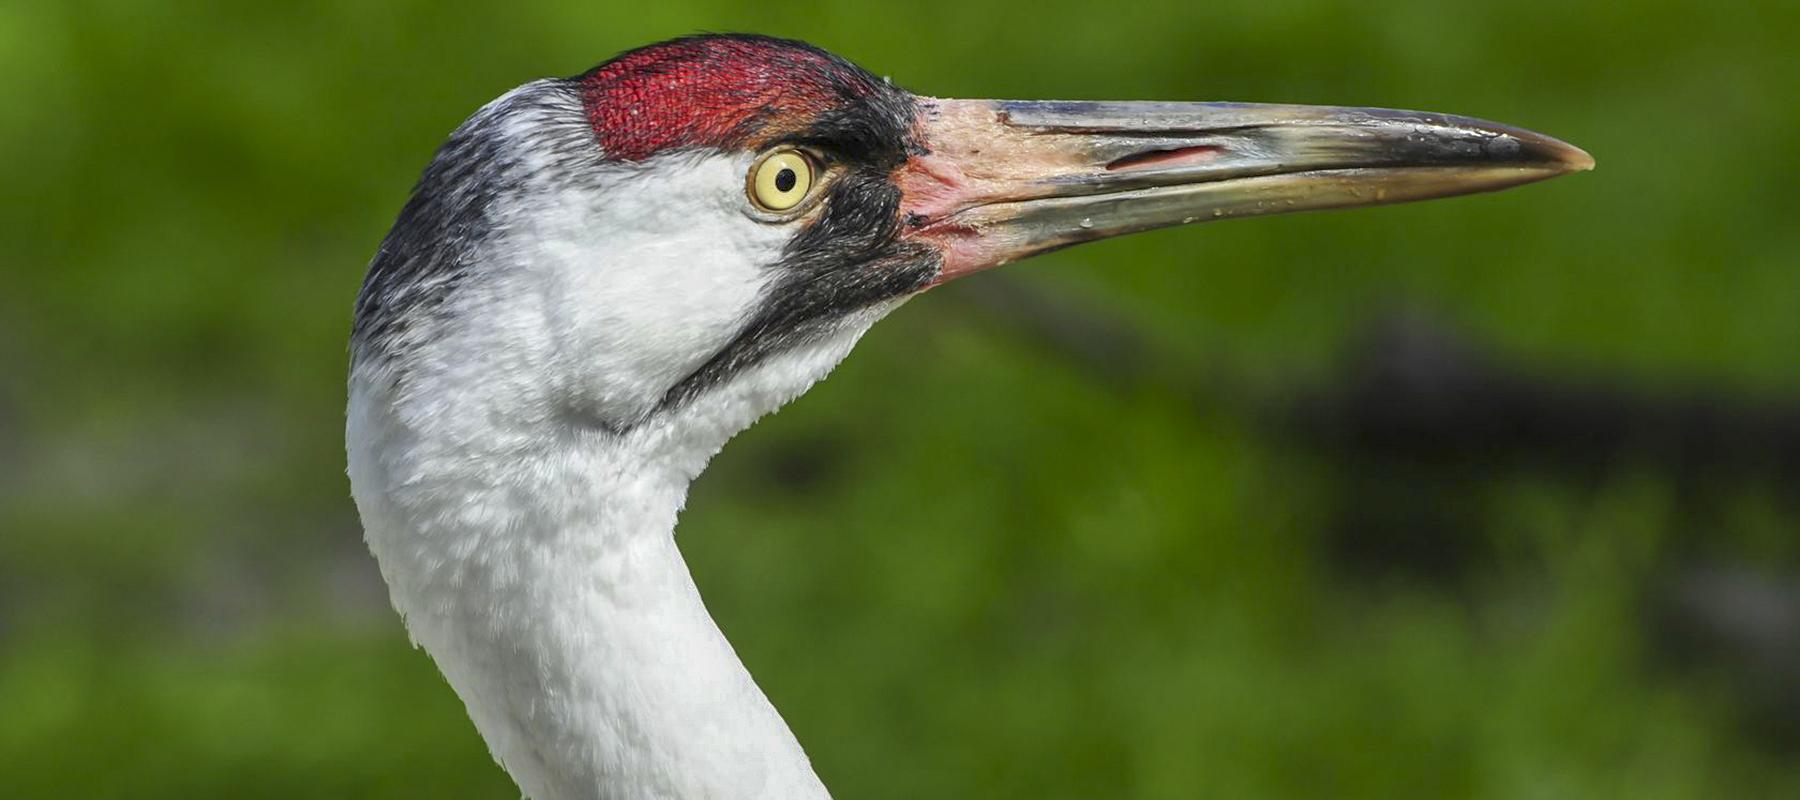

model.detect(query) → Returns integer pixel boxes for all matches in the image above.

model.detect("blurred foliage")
[3,0,1799,798]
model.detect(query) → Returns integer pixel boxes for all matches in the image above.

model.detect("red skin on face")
[579,37,883,162]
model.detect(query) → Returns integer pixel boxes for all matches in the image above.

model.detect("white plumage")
[350,87,894,799]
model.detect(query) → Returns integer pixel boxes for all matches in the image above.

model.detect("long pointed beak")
[897,99,1593,283]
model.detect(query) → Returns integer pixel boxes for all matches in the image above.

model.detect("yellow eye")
[749,150,814,212]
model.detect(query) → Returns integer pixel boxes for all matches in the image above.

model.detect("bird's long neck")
[348,381,833,800]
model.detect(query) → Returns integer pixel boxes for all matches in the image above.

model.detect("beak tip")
[1524,132,1595,174]
[1560,145,1597,173]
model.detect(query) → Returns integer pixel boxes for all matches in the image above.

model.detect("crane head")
[352,34,1590,441]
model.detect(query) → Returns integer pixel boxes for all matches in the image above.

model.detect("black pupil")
[774,168,797,193]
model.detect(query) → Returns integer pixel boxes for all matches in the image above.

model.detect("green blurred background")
[4,1,1798,797]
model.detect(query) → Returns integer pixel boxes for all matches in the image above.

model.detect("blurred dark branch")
[1291,312,1800,480]
[949,274,1800,482]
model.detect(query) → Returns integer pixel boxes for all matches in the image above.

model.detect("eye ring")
[746,149,818,216]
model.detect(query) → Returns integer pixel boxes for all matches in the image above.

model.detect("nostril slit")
[1106,145,1224,171]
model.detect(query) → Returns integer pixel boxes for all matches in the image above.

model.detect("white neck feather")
[347,304,898,800]
[347,87,912,797]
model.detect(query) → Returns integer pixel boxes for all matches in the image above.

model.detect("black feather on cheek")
[657,168,940,412]
[788,171,901,259]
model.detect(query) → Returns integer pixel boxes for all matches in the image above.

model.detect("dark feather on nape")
[351,80,599,368]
